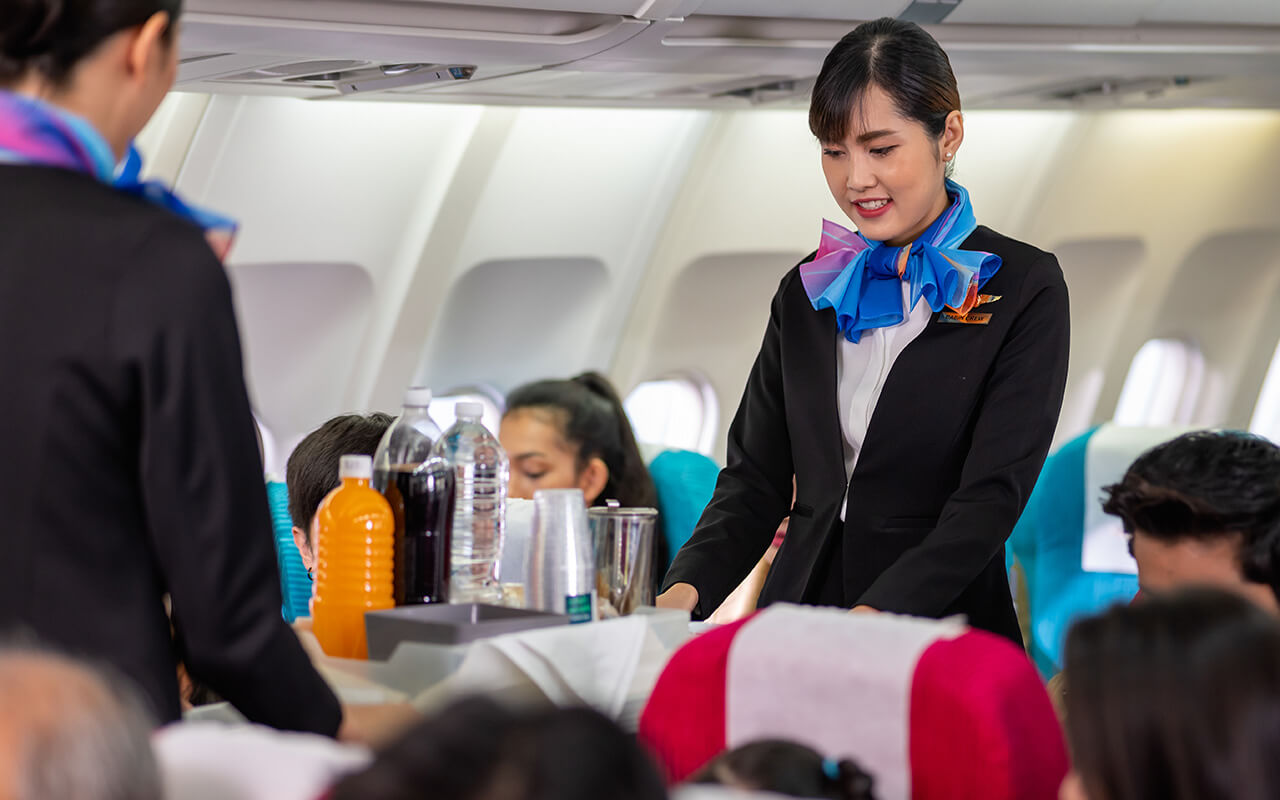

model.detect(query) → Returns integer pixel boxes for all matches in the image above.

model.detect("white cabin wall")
[137,95,1280,468]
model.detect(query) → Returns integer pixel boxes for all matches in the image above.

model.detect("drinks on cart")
[527,488,596,624]
[431,401,508,604]
[311,454,395,659]
[372,387,455,605]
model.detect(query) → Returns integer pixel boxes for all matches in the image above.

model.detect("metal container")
[588,502,659,616]
[526,489,596,623]
[364,602,568,658]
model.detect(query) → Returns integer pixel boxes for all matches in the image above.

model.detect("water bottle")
[431,402,508,605]
[372,387,456,605]
[527,489,596,624]
[311,455,395,659]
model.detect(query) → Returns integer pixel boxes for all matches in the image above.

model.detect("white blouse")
[838,281,932,519]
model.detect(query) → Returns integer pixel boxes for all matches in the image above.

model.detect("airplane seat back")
[1009,424,1192,678]
[648,449,721,575]
[267,480,312,623]
[638,606,1068,799]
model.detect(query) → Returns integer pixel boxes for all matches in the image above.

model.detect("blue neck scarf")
[0,91,238,260]
[799,180,1001,343]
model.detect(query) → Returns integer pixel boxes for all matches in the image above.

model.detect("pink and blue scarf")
[0,91,237,260]
[799,180,1001,343]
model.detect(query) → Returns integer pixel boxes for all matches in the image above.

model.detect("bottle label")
[565,593,593,624]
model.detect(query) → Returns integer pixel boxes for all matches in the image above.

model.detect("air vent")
[287,64,478,95]
[217,60,371,82]
[712,77,813,105]
[1044,75,1197,103]
[179,52,234,65]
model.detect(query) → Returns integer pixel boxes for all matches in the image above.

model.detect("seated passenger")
[286,413,395,574]
[690,740,877,800]
[1102,430,1280,612]
[328,696,667,800]
[0,648,160,800]
[1060,588,1280,800]
[500,372,657,509]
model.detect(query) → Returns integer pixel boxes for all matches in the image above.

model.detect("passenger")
[500,372,658,509]
[1060,589,1280,800]
[0,647,161,800]
[287,412,396,574]
[328,696,668,800]
[1102,430,1280,612]
[658,17,1070,644]
[689,740,877,800]
[0,0,342,734]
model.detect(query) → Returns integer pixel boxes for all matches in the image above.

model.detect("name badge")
[940,311,992,325]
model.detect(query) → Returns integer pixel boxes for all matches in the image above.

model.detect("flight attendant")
[657,17,1070,644]
[0,0,343,732]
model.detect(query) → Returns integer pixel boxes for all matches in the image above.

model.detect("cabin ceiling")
[177,0,1280,109]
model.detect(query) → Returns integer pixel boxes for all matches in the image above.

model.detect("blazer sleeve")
[113,221,343,736]
[661,271,796,618]
[857,254,1070,617]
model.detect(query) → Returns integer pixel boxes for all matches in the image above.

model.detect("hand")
[338,703,421,747]
[849,605,879,614]
[656,582,699,612]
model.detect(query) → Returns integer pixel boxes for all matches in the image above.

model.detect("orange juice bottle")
[312,454,395,659]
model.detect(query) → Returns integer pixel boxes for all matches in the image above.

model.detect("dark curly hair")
[1101,430,1280,601]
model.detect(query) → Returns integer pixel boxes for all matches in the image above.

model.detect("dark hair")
[692,740,877,800]
[0,0,183,87]
[286,412,394,544]
[1063,588,1280,800]
[810,18,959,148]
[329,696,668,800]
[504,372,657,510]
[1102,430,1280,601]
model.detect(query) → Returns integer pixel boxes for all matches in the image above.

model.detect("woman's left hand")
[849,605,879,614]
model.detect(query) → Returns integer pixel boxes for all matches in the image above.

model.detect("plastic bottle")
[311,455,395,659]
[431,402,509,604]
[372,387,455,605]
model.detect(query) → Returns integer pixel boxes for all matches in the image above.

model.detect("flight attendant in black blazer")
[0,0,343,733]
[658,18,1070,644]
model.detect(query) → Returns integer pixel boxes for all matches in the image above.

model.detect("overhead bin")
[178,0,650,95]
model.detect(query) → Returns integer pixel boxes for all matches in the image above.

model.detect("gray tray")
[364,603,569,659]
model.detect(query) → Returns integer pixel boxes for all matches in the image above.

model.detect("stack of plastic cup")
[267,480,312,623]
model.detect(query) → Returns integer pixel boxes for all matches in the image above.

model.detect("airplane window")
[1113,338,1205,426]
[1249,338,1280,443]
[624,375,718,456]
[430,386,505,434]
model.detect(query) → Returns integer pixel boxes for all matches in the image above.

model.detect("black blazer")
[0,165,341,733]
[663,226,1070,643]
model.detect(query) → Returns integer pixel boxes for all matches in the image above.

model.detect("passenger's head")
[0,0,182,156]
[286,412,394,570]
[691,740,877,800]
[1102,430,1280,613]
[1060,589,1280,800]
[329,696,667,800]
[500,372,656,508]
[810,17,964,247]
[0,647,160,800]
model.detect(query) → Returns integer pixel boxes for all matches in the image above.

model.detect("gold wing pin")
[975,294,1002,307]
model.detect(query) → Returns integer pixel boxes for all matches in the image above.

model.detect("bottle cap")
[403,387,433,408]
[339,454,373,480]
[456,401,484,420]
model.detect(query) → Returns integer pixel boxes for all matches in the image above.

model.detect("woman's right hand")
[656,582,699,612]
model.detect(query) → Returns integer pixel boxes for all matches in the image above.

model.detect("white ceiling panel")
[1144,0,1280,25]
[945,0,1161,26]
[692,0,910,20]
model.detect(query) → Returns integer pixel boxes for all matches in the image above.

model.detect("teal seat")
[1009,428,1139,678]
[267,480,312,622]
[648,449,721,576]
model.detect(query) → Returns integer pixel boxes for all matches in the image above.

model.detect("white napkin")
[153,721,370,800]
[412,615,659,722]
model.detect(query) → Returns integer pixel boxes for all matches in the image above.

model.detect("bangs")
[808,67,874,144]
